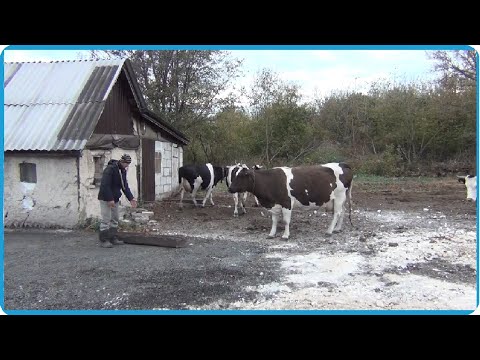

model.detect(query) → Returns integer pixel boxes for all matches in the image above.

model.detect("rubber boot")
[109,227,124,245]
[99,229,113,248]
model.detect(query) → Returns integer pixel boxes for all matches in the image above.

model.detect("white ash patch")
[365,229,476,270]
[223,226,476,311]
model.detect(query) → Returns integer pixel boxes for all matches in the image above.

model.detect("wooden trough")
[117,232,188,248]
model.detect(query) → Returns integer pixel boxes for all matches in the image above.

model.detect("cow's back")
[179,165,197,183]
[288,165,337,207]
[179,164,212,190]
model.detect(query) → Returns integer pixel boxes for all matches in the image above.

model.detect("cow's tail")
[347,179,355,229]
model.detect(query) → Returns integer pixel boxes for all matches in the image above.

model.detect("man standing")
[97,154,137,248]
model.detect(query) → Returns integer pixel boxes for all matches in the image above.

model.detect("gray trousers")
[99,200,119,232]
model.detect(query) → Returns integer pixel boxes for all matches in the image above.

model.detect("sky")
[2,46,477,103]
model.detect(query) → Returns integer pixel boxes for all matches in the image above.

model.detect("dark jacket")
[98,160,134,202]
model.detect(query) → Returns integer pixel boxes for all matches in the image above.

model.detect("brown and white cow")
[228,162,353,239]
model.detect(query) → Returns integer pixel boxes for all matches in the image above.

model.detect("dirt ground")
[3,176,478,312]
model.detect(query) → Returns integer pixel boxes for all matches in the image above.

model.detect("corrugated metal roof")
[4,59,127,151]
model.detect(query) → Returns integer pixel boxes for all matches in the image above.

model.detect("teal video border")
[1,44,478,316]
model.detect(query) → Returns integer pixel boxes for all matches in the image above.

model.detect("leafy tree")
[90,50,243,132]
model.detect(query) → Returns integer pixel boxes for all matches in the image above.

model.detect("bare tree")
[427,50,476,89]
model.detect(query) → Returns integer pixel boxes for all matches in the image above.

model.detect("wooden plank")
[118,232,188,248]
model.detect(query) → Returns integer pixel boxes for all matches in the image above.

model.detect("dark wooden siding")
[93,71,136,135]
[142,138,156,201]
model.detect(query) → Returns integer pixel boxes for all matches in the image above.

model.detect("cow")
[228,162,353,240]
[457,175,477,202]
[178,163,226,208]
[225,164,265,216]
[225,163,249,217]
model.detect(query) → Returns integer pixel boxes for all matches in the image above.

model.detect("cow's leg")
[240,192,247,214]
[333,191,347,232]
[179,179,192,208]
[324,199,334,214]
[209,188,215,206]
[233,192,239,217]
[202,186,214,207]
[281,207,292,240]
[333,200,346,232]
[191,185,200,207]
[179,187,185,208]
[267,205,282,238]
[327,192,346,234]
[333,197,346,233]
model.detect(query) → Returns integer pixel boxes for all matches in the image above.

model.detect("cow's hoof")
[332,229,342,234]
[267,235,276,239]
[281,237,289,241]
[233,213,239,217]
[325,232,332,237]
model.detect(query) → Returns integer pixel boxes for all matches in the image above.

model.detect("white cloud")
[3,47,458,104]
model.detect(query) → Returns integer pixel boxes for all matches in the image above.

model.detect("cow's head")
[457,175,477,202]
[228,166,253,194]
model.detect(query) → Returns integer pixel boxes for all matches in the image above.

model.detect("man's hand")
[130,199,137,208]
[108,200,115,208]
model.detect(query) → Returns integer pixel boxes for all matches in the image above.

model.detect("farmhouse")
[4,58,189,228]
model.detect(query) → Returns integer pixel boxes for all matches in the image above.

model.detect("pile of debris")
[119,207,160,233]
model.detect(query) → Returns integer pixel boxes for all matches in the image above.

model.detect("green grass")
[217,174,440,189]
[354,174,439,185]
[215,181,229,192]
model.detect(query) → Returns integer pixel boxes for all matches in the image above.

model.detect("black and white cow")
[457,175,477,202]
[228,162,353,239]
[225,163,249,217]
[178,163,226,208]
[225,164,264,216]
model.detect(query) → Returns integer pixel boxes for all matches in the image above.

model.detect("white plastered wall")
[155,140,183,200]
[137,117,184,201]
[3,154,79,228]
[78,148,139,223]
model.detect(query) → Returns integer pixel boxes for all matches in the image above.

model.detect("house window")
[20,162,37,183]
[155,151,162,174]
[93,155,105,186]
